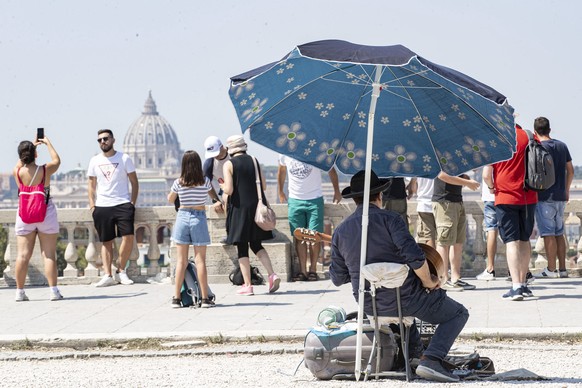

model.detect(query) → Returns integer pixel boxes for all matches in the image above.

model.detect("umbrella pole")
[355,65,382,381]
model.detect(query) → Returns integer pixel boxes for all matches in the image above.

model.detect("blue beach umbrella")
[228,40,516,379]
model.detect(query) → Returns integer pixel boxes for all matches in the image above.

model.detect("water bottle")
[317,306,346,328]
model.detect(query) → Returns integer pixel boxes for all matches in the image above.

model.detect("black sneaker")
[171,297,182,308]
[502,287,524,301]
[416,358,460,382]
[455,279,476,290]
[521,285,534,298]
[200,298,215,308]
[526,271,535,284]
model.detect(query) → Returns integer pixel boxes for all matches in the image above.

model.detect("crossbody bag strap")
[252,156,263,202]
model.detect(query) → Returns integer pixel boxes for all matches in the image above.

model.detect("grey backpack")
[524,130,555,192]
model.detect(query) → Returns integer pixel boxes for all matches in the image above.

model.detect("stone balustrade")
[1,201,581,287]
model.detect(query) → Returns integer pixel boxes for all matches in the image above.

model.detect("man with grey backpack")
[532,117,574,279]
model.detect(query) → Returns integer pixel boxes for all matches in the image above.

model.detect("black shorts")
[496,204,536,244]
[93,202,135,242]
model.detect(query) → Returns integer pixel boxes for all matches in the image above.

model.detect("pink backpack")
[17,165,48,224]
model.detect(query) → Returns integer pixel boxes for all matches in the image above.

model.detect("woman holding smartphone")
[13,133,62,302]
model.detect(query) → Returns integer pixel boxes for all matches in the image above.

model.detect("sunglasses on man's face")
[97,137,111,143]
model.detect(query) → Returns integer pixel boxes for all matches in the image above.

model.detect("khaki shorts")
[433,201,466,245]
[416,211,436,243]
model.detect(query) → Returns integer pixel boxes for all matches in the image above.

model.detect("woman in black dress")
[221,135,280,295]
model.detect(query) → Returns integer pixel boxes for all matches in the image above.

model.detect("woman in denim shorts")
[168,151,214,308]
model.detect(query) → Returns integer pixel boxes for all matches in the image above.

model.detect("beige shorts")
[15,200,59,236]
[416,211,436,243]
[433,201,466,245]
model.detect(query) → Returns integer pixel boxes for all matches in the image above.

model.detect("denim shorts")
[535,200,566,237]
[483,201,498,231]
[172,209,210,246]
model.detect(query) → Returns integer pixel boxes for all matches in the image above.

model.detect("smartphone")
[37,128,44,140]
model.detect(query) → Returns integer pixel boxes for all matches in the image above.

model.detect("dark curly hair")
[18,141,36,165]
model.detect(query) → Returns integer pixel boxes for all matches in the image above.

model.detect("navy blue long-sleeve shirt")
[330,204,431,316]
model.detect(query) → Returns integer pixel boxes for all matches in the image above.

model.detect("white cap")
[204,136,222,159]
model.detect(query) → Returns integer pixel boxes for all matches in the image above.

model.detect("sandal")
[307,272,319,281]
[293,273,308,282]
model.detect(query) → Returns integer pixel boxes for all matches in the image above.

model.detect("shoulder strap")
[525,129,535,142]
[252,156,263,201]
[22,165,42,186]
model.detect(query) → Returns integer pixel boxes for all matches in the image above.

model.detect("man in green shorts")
[278,155,341,281]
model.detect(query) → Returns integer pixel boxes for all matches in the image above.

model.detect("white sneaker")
[95,275,117,287]
[117,271,134,285]
[559,270,569,278]
[534,268,559,278]
[50,290,64,301]
[15,292,29,302]
[476,269,495,281]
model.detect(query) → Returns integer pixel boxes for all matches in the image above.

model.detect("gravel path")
[1,339,581,387]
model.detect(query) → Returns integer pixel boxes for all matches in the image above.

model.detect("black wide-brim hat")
[341,170,391,199]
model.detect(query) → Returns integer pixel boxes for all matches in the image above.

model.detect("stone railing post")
[576,213,582,269]
[472,212,486,270]
[84,223,99,277]
[126,236,140,278]
[63,224,78,278]
[146,222,161,276]
[534,237,548,269]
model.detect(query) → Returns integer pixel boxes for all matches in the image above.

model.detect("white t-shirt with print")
[278,155,323,200]
[88,151,136,207]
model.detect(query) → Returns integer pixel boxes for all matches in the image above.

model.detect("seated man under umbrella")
[330,170,469,383]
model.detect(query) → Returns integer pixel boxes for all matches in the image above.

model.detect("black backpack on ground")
[229,264,265,286]
[181,259,215,308]
[524,129,555,192]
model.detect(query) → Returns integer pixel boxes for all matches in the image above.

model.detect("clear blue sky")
[1,0,580,174]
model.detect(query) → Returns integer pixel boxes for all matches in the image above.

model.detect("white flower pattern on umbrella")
[436,150,459,174]
[338,141,365,170]
[385,145,417,173]
[276,122,306,151]
[317,139,341,166]
[232,81,254,99]
[242,98,268,122]
[462,136,490,164]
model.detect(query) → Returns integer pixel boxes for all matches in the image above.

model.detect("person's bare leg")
[238,257,252,286]
[506,241,521,284]
[256,248,274,276]
[543,236,557,272]
[295,239,308,277]
[449,243,463,282]
[486,230,498,272]
[174,244,189,299]
[436,244,450,282]
[101,240,114,276]
[118,234,134,271]
[38,232,59,287]
[518,240,531,282]
[557,234,567,271]
[308,242,321,274]
[193,246,209,300]
[15,233,36,289]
